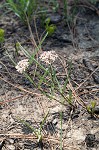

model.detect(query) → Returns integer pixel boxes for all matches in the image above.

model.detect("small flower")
[15,59,29,74]
[39,51,58,64]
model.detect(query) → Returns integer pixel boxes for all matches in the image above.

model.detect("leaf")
[91,101,96,108]
[0,28,5,43]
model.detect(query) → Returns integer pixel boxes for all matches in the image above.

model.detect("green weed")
[0,28,5,44]
[6,0,37,24]
[45,18,56,36]
[13,41,74,110]
[50,0,59,12]
[89,0,97,4]
[60,111,63,150]
[62,0,78,24]
[19,111,49,143]
[86,101,96,116]
[0,28,5,49]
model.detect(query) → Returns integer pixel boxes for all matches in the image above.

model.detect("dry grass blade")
[75,67,99,91]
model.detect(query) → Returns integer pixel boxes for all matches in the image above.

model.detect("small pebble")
[94,106,99,115]
[8,139,15,144]
[85,134,96,147]
[52,118,58,125]
[49,14,62,24]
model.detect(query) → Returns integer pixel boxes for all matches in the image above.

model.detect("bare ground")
[0,1,99,150]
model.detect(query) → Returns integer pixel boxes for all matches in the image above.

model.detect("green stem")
[60,111,63,150]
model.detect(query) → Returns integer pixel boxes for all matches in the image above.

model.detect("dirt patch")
[0,1,99,150]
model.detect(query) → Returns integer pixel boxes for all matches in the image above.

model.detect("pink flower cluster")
[39,51,58,64]
[15,59,29,74]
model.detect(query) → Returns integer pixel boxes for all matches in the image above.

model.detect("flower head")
[39,51,58,64]
[15,59,29,74]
